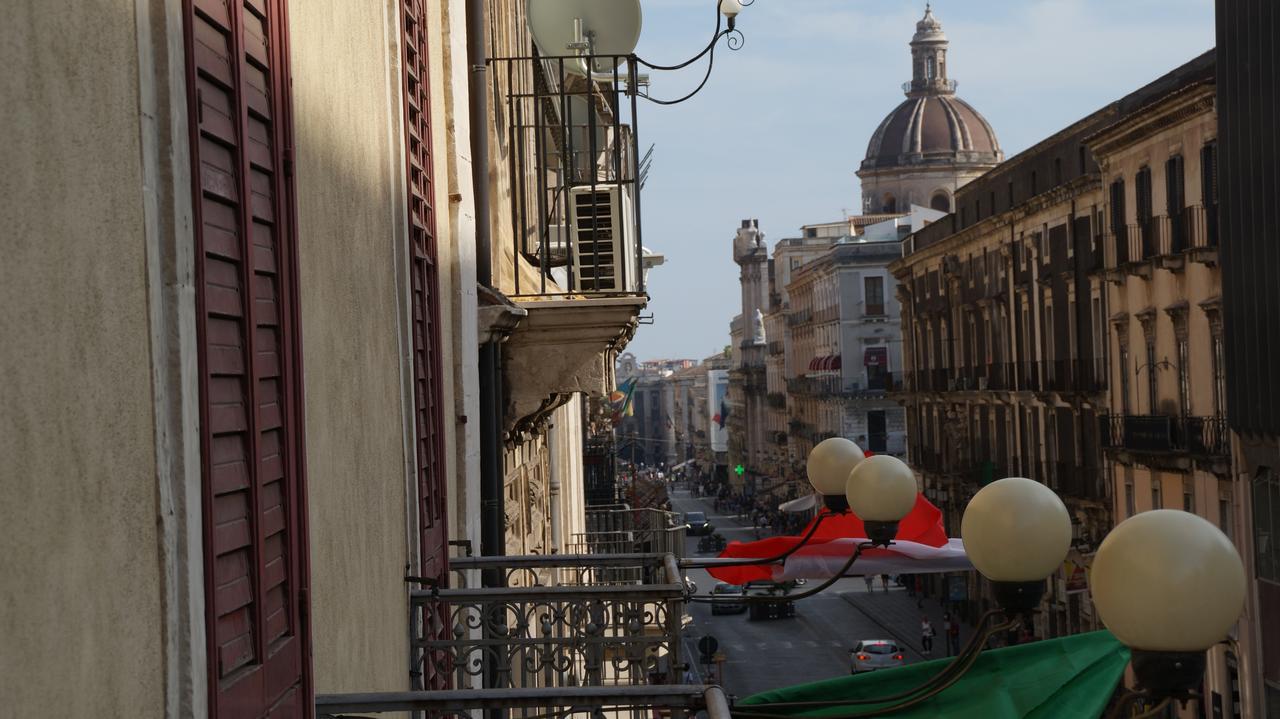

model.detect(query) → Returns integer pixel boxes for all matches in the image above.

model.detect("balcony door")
[867,411,888,453]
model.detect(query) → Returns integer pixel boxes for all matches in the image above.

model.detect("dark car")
[849,640,906,674]
[684,511,714,536]
[744,581,797,621]
[710,582,747,615]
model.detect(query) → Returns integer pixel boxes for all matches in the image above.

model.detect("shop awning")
[807,357,822,371]
[830,354,843,371]
[778,494,819,513]
[739,630,1129,719]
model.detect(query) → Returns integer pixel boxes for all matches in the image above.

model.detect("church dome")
[862,95,1002,170]
[860,5,1002,173]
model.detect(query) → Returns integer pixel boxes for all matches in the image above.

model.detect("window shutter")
[184,0,309,715]
[400,0,450,691]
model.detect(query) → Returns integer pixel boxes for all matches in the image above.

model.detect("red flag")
[708,494,950,585]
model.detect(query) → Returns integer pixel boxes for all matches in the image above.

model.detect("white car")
[850,640,906,674]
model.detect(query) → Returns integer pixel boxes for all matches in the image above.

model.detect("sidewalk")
[838,583,974,662]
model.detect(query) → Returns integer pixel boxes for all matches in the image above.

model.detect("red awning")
[808,357,822,371]
[831,354,843,371]
[864,347,888,367]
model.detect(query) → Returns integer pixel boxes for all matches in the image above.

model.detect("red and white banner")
[708,494,971,583]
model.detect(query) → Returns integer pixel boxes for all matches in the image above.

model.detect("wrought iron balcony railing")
[317,684,732,719]
[411,553,686,695]
[569,505,687,558]
[1099,414,1229,458]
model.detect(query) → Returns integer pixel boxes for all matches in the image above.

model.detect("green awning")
[739,630,1129,719]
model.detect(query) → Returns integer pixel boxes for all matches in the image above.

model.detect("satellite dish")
[527,0,643,76]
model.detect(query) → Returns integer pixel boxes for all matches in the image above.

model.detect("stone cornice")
[890,174,1102,275]
[1085,82,1215,161]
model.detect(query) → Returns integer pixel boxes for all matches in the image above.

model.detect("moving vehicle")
[684,511,714,536]
[849,640,906,674]
[709,582,747,615]
[744,581,797,621]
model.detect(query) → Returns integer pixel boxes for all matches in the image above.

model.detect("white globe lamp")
[846,455,918,546]
[806,438,864,512]
[1090,510,1246,701]
[961,477,1072,613]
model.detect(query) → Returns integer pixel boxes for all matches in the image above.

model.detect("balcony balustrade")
[1099,414,1229,457]
[410,552,686,700]
[568,505,687,558]
[318,684,730,719]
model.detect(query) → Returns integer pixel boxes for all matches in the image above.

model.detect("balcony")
[318,548,707,717]
[788,374,904,397]
[1099,414,1230,457]
[416,553,685,689]
[786,308,813,326]
[568,505,687,558]
[318,685,730,719]
[1105,206,1218,276]
[491,52,647,300]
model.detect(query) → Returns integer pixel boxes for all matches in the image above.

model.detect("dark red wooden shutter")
[400,0,450,689]
[184,0,310,715]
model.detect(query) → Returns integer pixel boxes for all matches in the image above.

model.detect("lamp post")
[806,437,865,513]
[961,476,1073,615]
[1090,510,1245,713]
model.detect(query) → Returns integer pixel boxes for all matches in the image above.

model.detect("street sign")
[697,635,719,661]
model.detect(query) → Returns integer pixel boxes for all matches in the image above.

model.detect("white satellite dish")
[527,0,643,76]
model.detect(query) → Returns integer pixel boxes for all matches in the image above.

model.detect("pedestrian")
[947,614,961,656]
[880,574,891,593]
[920,617,935,657]
[864,574,875,593]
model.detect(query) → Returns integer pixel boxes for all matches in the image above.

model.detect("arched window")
[927,57,936,80]
[882,194,897,213]
[930,192,951,212]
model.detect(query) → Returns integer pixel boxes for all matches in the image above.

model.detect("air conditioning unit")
[568,183,638,293]
[526,223,570,267]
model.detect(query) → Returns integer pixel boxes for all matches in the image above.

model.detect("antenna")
[527,0,643,76]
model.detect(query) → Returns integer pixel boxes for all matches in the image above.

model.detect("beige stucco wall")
[0,1,166,716]
[290,0,413,696]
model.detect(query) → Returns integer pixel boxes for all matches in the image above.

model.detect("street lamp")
[1091,510,1245,713]
[846,454,918,547]
[806,437,865,512]
[961,476,1073,614]
[632,0,756,105]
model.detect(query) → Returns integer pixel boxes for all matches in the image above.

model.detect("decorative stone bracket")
[501,296,646,438]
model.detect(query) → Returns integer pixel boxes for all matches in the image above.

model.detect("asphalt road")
[671,486,897,701]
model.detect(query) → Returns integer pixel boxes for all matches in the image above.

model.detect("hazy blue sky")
[624,0,1214,362]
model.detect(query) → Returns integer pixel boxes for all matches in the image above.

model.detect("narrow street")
[670,486,959,701]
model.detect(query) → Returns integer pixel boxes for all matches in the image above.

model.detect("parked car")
[709,582,747,615]
[684,511,714,536]
[744,581,797,620]
[849,640,906,674]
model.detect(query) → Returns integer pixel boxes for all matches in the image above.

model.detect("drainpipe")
[548,420,563,554]
[467,0,503,591]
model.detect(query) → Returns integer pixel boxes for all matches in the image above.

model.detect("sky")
[623,0,1215,362]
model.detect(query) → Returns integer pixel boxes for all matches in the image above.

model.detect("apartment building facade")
[1,0,677,715]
